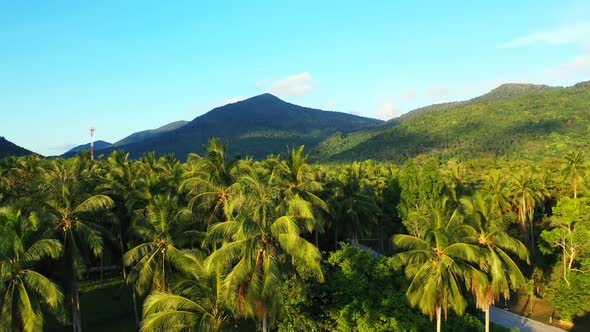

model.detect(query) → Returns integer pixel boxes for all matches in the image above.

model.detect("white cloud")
[255,80,267,87]
[373,101,401,120]
[426,85,449,97]
[267,72,314,97]
[501,22,590,48]
[48,143,77,151]
[401,88,416,101]
[547,54,590,81]
[557,54,590,73]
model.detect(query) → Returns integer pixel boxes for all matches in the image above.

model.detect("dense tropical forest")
[316,81,590,162]
[2,138,590,332]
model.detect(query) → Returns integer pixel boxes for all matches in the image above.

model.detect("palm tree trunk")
[100,255,104,287]
[72,279,82,332]
[485,305,490,332]
[529,218,535,251]
[262,307,268,332]
[132,289,140,326]
[436,306,441,332]
[162,253,166,291]
[315,230,319,248]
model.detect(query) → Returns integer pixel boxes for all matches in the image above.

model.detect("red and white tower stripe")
[89,126,96,161]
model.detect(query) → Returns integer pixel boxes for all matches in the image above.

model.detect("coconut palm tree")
[0,207,64,332]
[204,164,323,332]
[461,194,529,332]
[392,198,486,332]
[98,151,146,324]
[330,162,379,245]
[479,170,512,216]
[561,151,586,199]
[271,145,328,246]
[140,251,230,332]
[41,158,114,332]
[507,171,546,249]
[182,138,239,226]
[124,194,197,296]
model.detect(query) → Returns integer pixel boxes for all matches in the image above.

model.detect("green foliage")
[279,244,432,332]
[323,83,590,162]
[3,140,590,331]
[546,272,590,321]
[398,158,447,220]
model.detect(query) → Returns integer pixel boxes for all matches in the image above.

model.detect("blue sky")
[1,0,589,156]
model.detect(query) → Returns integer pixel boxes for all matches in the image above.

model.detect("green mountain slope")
[320,81,590,162]
[100,94,383,159]
[113,120,188,146]
[313,83,561,159]
[0,137,36,158]
[62,140,113,156]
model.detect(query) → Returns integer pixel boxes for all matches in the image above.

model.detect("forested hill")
[317,81,590,162]
[112,120,189,147]
[98,93,383,159]
[62,140,113,156]
[0,136,36,158]
[395,83,560,124]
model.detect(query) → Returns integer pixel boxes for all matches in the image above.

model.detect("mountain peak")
[491,83,552,92]
[247,93,283,102]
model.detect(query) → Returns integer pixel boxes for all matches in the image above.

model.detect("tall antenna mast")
[89,126,96,161]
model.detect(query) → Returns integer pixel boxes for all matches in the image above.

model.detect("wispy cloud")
[48,143,77,151]
[557,54,590,73]
[501,22,590,48]
[548,54,590,81]
[266,72,315,97]
[401,88,416,101]
[426,85,449,97]
[255,80,267,88]
[374,101,401,120]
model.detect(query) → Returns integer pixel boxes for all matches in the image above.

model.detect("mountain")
[61,121,188,158]
[99,93,383,159]
[312,83,562,160]
[62,140,113,156]
[394,83,560,124]
[113,120,188,146]
[318,81,590,162]
[0,137,36,159]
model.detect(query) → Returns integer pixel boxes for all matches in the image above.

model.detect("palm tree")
[392,198,485,332]
[140,251,230,332]
[99,151,145,324]
[182,138,239,226]
[0,154,46,213]
[330,162,379,245]
[124,194,196,296]
[507,171,546,249]
[561,151,586,199]
[271,146,328,246]
[461,195,529,332]
[479,170,512,216]
[0,207,64,332]
[41,158,114,332]
[204,164,323,332]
